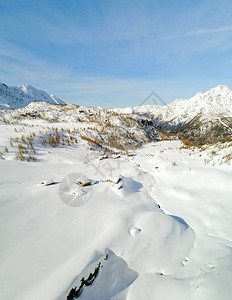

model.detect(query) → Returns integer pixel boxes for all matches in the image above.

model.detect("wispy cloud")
[162,25,232,40]
[183,25,232,37]
[0,50,16,59]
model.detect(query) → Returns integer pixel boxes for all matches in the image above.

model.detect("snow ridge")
[113,85,232,130]
[0,83,65,110]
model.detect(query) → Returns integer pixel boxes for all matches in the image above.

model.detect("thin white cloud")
[162,25,232,40]
[0,50,16,59]
[182,25,232,37]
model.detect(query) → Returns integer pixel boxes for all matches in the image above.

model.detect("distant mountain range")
[0,83,65,110]
[1,82,232,144]
[113,85,232,129]
[113,85,232,144]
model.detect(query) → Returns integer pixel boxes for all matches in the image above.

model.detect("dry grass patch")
[179,138,199,149]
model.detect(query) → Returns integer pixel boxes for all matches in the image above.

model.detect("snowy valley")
[0,84,232,300]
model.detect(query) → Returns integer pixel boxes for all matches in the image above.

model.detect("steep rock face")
[0,83,65,109]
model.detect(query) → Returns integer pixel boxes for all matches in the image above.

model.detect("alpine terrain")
[0,83,232,300]
[113,85,232,144]
[0,83,65,110]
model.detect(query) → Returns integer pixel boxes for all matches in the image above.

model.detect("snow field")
[0,127,231,299]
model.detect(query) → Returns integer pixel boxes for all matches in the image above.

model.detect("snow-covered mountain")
[172,110,232,144]
[113,85,232,143]
[0,83,65,109]
[114,85,232,129]
[1,83,232,144]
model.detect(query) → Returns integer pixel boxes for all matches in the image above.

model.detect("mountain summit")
[112,85,232,144]
[0,83,65,110]
[130,85,232,130]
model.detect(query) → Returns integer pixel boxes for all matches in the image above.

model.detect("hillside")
[0,101,174,159]
[172,111,232,144]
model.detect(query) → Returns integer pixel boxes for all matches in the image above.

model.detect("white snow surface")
[0,83,65,110]
[0,121,232,300]
[113,85,232,129]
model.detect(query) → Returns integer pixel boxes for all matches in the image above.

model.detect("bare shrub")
[41,137,47,146]
[223,153,232,164]
[81,135,103,148]
[211,150,217,156]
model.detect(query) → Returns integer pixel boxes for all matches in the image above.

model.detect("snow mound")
[61,250,138,300]
[58,173,94,207]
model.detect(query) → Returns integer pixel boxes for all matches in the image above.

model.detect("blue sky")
[1,0,232,108]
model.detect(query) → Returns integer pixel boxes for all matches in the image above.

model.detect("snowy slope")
[0,129,231,299]
[0,101,174,154]
[113,85,232,130]
[0,83,65,110]
[0,86,232,299]
[0,102,232,300]
[172,111,232,144]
